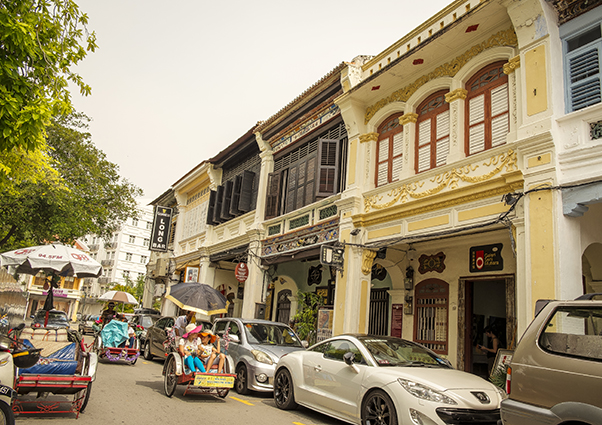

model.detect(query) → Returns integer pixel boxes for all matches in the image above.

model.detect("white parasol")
[98,290,139,305]
[0,243,103,278]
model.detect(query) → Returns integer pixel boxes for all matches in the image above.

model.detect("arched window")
[376,112,404,186]
[465,61,509,155]
[276,289,292,324]
[415,91,450,173]
[413,278,449,354]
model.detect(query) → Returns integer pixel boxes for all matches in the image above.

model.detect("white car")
[274,334,504,425]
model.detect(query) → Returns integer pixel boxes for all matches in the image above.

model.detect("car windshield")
[359,336,450,368]
[140,316,155,328]
[35,311,67,322]
[244,323,303,347]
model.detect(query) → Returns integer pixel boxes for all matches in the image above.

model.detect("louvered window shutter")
[376,138,389,187]
[295,159,307,211]
[490,83,509,147]
[568,41,602,111]
[238,170,255,213]
[391,132,403,182]
[305,155,317,205]
[285,165,298,214]
[220,180,234,220]
[206,190,217,225]
[213,185,224,224]
[417,118,431,173]
[436,111,450,167]
[468,94,486,155]
[317,139,339,197]
[229,174,242,216]
[265,172,281,219]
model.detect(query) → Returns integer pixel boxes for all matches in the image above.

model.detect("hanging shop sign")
[470,243,504,273]
[150,206,173,252]
[234,262,249,283]
[320,245,344,269]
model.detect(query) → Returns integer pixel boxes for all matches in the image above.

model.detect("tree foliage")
[291,291,324,344]
[0,0,97,153]
[0,112,143,250]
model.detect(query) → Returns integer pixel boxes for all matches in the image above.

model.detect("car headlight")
[398,379,457,405]
[251,350,273,365]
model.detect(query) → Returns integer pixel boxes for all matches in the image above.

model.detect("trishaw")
[92,321,140,365]
[3,323,97,420]
[162,349,236,398]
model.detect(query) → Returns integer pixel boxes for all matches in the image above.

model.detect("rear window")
[539,306,602,361]
[35,311,67,321]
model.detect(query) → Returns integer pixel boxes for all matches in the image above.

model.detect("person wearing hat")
[179,323,206,374]
[199,329,225,373]
[101,302,116,326]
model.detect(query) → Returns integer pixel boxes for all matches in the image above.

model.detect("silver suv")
[500,294,602,425]
[213,318,306,394]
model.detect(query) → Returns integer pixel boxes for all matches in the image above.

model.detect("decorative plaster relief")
[364,149,518,212]
[364,27,518,124]
[361,249,377,275]
[503,56,520,74]
[399,113,418,125]
[444,89,468,103]
[360,133,379,143]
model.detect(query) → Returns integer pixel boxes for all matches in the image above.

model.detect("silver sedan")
[273,334,505,425]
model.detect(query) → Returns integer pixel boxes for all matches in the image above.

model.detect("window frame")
[375,112,404,187]
[415,90,450,173]
[464,61,509,155]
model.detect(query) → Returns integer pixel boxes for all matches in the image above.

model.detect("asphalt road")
[13,344,346,425]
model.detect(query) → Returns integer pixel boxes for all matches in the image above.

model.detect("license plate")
[193,374,235,388]
[0,384,16,399]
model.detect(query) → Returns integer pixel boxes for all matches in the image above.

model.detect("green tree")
[0,112,143,250]
[111,274,145,313]
[0,0,97,153]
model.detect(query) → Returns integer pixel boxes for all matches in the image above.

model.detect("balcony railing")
[101,260,114,267]
[88,244,99,251]
[98,277,111,284]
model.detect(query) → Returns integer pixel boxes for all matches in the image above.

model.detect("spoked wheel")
[235,365,248,395]
[163,356,178,397]
[216,388,229,398]
[0,400,15,425]
[273,368,297,410]
[361,389,398,425]
[78,382,92,413]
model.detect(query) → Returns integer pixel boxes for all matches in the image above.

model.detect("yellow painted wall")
[408,215,449,232]
[348,138,357,185]
[525,47,548,116]
[527,153,551,168]
[368,225,402,240]
[458,203,509,222]
[529,189,556,305]
[334,229,351,336]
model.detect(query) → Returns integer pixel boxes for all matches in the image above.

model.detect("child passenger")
[179,323,206,373]
[198,330,225,373]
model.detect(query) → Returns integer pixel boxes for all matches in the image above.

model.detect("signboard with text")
[150,206,173,252]
[470,243,504,273]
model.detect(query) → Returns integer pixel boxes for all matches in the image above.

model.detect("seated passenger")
[199,330,225,373]
[101,314,128,348]
[180,323,206,374]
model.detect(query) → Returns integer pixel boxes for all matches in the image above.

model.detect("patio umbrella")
[98,290,139,305]
[165,282,228,316]
[0,243,103,278]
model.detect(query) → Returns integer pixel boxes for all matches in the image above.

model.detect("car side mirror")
[228,334,240,344]
[343,351,355,365]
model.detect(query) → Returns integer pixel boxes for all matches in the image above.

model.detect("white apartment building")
[81,202,154,301]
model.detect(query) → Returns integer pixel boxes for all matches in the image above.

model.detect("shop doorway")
[461,277,514,379]
[368,288,389,336]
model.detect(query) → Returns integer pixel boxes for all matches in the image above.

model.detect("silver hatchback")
[213,318,306,394]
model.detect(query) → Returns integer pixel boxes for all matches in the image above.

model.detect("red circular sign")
[235,262,249,282]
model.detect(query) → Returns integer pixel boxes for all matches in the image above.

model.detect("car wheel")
[163,356,177,398]
[361,389,398,425]
[235,364,249,395]
[273,368,297,410]
[143,342,153,360]
[0,400,15,425]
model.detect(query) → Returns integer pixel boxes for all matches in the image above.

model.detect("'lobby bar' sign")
[470,243,503,273]
[150,206,173,252]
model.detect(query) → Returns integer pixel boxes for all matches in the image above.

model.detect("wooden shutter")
[206,190,217,225]
[376,138,389,187]
[568,43,602,111]
[436,110,450,167]
[317,138,339,197]
[468,94,486,155]
[213,185,224,224]
[238,170,255,213]
[417,119,431,173]
[284,164,298,214]
[220,180,234,221]
[391,132,403,182]
[304,155,317,205]
[229,174,242,216]
[265,172,281,220]
[490,83,509,147]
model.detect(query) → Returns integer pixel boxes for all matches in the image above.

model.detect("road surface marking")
[230,396,254,406]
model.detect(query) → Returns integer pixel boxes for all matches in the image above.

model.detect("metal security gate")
[276,290,291,324]
[369,288,389,336]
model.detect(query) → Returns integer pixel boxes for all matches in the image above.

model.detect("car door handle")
[314,365,321,372]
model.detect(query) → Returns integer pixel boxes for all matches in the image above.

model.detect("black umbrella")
[165,282,228,315]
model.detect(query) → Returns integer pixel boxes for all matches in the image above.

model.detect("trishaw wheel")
[163,356,177,398]
[0,400,15,425]
[235,364,249,395]
[79,382,92,413]
[217,388,229,398]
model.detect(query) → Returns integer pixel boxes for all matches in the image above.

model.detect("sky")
[70,0,452,202]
